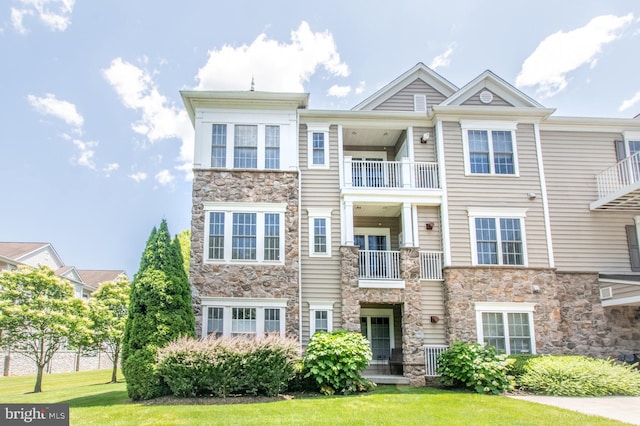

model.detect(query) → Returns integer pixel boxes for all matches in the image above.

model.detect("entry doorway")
[360,308,394,364]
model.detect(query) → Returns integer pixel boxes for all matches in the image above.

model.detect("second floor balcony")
[357,249,443,289]
[344,157,440,190]
[592,152,640,210]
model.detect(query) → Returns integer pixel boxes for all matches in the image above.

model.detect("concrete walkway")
[508,395,640,425]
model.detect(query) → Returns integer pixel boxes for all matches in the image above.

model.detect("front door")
[360,309,394,363]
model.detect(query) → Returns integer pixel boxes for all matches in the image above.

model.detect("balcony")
[344,158,440,190]
[592,152,640,210]
[357,250,444,288]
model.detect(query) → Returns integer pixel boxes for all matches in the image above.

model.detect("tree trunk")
[34,364,44,393]
[111,348,119,383]
[3,354,10,377]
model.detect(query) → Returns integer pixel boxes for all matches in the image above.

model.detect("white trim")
[203,202,287,212]
[358,279,405,289]
[533,123,555,268]
[468,209,528,267]
[474,302,536,355]
[414,94,427,112]
[308,209,332,257]
[201,297,288,338]
[309,301,335,335]
[623,131,640,141]
[460,120,519,177]
[602,294,640,307]
[436,121,451,267]
[360,308,396,358]
[307,124,330,169]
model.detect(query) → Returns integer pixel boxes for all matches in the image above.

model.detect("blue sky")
[1,0,639,277]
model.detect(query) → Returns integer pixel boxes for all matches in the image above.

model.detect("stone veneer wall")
[443,267,640,358]
[191,170,300,339]
[1,350,114,376]
[340,246,428,385]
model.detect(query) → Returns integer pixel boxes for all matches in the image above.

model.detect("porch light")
[420,132,430,144]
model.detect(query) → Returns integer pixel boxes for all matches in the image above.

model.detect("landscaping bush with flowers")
[437,341,515,395]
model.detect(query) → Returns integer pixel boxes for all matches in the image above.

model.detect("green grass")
[0,370,630,425]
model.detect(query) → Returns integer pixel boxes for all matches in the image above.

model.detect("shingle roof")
[0,242,49,260]
[77,270,126,287]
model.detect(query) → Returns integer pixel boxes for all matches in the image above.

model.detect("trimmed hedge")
[519,355,640,396]
[157,335,299,397]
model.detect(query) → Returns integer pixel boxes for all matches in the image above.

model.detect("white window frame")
[307,124,330,169]
[468,207,528,267]
[308,208,332,257]
[201,297,287,338]
[475,302,536,355]
[206,123,283,170]
[309,301,334,336]
[461,120,519,176]
[204,202,287,265]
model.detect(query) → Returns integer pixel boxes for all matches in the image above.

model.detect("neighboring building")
[182,63,640,385]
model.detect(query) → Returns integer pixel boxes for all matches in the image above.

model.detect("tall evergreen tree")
[121,219,195,400]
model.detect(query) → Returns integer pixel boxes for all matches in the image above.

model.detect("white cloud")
[516,13,634,98]
[27,93,83,130]
[355,81,366,95]
[103,162,119,176]
[195,21,349,92]
[328,84,351,98]
[430,43,455,70]
[103,58,194,177]
[128,172,148,182]
[71,139,96,170]
[11,0,75,33]
[619,91,640,112]
[155,169,174,186]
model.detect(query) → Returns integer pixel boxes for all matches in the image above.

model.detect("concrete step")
[363,374,411,385]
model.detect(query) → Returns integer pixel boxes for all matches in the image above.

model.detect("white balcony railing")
[419,251,443,281]
[344,157,440,189]
[424,345,448,376]
[595,152,640,199]
[358,250,401,280]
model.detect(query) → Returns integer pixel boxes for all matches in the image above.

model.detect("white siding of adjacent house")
[443,121,549,267]
[299,124,342,345]
[541,130,638,272]
[374,79,448,112]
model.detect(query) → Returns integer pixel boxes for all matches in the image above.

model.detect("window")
[469,208,527,266]
[204,203,286,264]
[232,213,257,260]
[211,124,227,168]
[475,302,536,355]
[461,121,518,176]
[265,125,280,169]
[307,125,330,168]
[309,302,333,336]
[234,125,258,168]
[308,208,332,257]
[201,298,287,338]
[207,307,224,338]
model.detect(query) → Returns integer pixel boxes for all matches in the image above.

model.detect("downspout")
[533,123,555,268]
[296,114,303,353]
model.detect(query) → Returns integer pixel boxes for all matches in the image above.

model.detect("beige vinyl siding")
[300,124,342,345]
[421,281,447,345]
[541,130,638,272]
[413,126,437,163]
[608,283,640,301]
[353,216,401,250]
[444,121,549,267]
[417,206,442,251]
[462,90,513,107]
[374,79,447,111]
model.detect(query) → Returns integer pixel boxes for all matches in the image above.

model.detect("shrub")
[437,341,515,395]
[519,355,640,396]
[303,330,374,395]
[157,335,299,398]
[122,348,168,400]
[507,354,541,385]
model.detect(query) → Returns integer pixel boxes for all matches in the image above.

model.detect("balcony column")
[401,202,415,247]
[401,157,412,188]
[344,156,353,187]
[344,201,354,246]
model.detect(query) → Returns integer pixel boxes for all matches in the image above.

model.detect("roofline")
[540,115,640,132]
[14,242,65,267]
[299,109,433,127]
[180,90,309,125]
[431,105,556,122]
[352,62,459,111]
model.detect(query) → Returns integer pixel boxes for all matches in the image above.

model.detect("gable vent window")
[414,94,427,112]
[479,90,494,104]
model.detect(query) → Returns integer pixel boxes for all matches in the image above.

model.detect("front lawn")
[0,370,629,425]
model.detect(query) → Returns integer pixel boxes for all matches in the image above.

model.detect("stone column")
[340,245,361,332]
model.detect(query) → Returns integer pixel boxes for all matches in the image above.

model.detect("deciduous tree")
[0,266,91,393]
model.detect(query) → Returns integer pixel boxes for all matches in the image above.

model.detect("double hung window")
[462,121,518,176]
[234,125,258,168]
[202,298,287,338]
[475,302,535,354]
[469,208,527,266]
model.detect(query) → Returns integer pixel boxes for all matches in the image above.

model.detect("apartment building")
[182,63,640,385]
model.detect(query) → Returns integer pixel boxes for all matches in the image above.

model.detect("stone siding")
[443,267,640,358]
[340,246,429,385]
[191,170,300,338]
[2,350,114,376]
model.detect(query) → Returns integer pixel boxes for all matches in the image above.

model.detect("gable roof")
[441,69,544,108]
[77,269,126,287]
[0,242,50,260]
[352,63,458,111]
